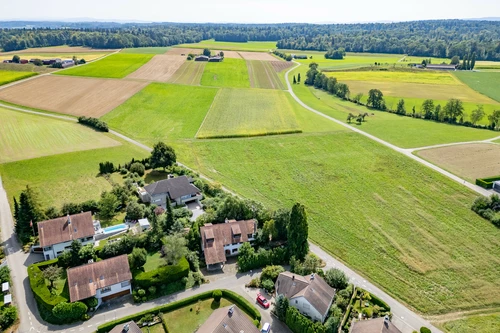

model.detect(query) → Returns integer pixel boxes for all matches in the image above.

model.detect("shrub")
[420,327,432,333]
[130,162,145,176]
[0,307,17,330]
[0,266,10,283]
[246,277,261,288]
[128,247,147,270]
[212,290,222,302]
[368,292,391,311]
[120,168,128,175]
[138,289,146,297]
[148,286,157,295]
[260,265,284,283]
[77,116,109,132]
[324,268,349,290]
[84,297,98,309]
[133,257,190,289]
[261,279,275,293]
[52,302,88,323]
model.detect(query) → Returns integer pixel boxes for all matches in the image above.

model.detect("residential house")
[426,64,457,70]
[195,55,209,61]
[139,175,202,207]
[109,321,142,333]
[38,211,95,260]
[200,219,257,270]
[67,254,132,307]
[275,271,336,323]
[350,316,402,333]
[197,305,260,333]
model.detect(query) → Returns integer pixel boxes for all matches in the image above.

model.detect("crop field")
[200,58,250,88]
[165,48,200,56]
[270,61,294,72]
[121,47,171,54]
[247,60,284,89]
[56,53,154,78]
[0,107,120,163]
[454,71,500,102]
[0,75,148,117]
[215,50,241,58]
[196,88,301,138]
[0,62,57,74]
[442,313,500,333]
[102,83,218,144]
[176,40,277,52]
[168,61,206,85]
[0,137,148,208]
[126,55,185,82]
[326,70,460,85]
[238,51,277,61]
[416,143,500,182]
[0,46,114,54]
[0,70,37,86]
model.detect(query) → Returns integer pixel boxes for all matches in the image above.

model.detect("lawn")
[0,107,120,163]
[143,252,164,272]
[0,138,149,208]
[56,53,154,78]
[454,71,500,103]
[178,131,500,315]
[0,70,37,86]
[201,58,250,88]
[441,313,500,333]
[141,324,166,333]
[163,298,232,333]
[102,83,218,144]
[121,47,171,54]
[176,40,277,52]
[196,88,301,138]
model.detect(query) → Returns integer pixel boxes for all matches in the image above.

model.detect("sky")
[0,0,499,24]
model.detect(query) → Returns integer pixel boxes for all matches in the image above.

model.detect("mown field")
[247,60,284,89]
[200,58,250,88]
[121,47,171,54]
[102,83,218,143]
[56,53,154,78]
[176,40,277,52]
[0,70,37,86]
[196,88,301,138]
[442,313,500,333]
[169,61,206,85]
[0,107,120,163]
[454,71,500,103]
[0,137,149,208]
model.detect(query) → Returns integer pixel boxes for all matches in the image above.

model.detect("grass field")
[56,53,154,78]
[247,60,284,89]
[0,70,37,86]
[0,107,120,163]
[121,47,171,54]
[176,40,277,52]
[0,138,149,208]
[200,58,250,88]
[454,71,500,103]
[441,313,500,333]
[325,70,460,85]
[102,83,218,143]
[178,131,500,315]
[196,88,301,138]
[0,62,56,74]
[168,61,206,85]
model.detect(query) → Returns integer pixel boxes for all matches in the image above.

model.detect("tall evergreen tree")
[462,54,468,70]
[293,75,297,84]
[470,52,476,70]
[13,197,19,222]
[287,203,309,261]
[15,186,45,243]
[165,199,174,233]
[297,73,301,83]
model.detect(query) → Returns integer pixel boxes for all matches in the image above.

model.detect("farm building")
[195,55,209,61]
[2,60,11,63]
[42,58,60,65]
[61,59,75,68]
[139,175,202,207]
[200,219,257,270]
[426,64,457,70]
[493,181,500,193]
[208,56,223,62]
[20,59,28,64]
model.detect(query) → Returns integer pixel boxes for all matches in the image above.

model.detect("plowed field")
[126,55,185,82]
[0,76,148,117]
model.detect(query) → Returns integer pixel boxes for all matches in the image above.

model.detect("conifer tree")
[287,203,309,261]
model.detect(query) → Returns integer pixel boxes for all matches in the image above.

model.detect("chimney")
[225,218,229,223]
[122,323,130,332]
[67,213,71,225]
[310,273,315,280]
[292,275,295,280]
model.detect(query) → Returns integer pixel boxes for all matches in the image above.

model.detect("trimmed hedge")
[133,257,189,289]
[368,293,391,311]
[476,176,500,189]
[28,259,68,311]
[97,289,260,333]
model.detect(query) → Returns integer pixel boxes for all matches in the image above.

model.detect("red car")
[256,293,270,309]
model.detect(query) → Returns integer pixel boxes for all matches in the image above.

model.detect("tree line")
[1,20,500,60]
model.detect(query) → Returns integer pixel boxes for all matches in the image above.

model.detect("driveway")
[187,201,204,221]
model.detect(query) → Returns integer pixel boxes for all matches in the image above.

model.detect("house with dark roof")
[350,316,402,333]
[109,321,142,333]
[275,271,336,323]
[37,211,95,260]
[67,255,132,307]
[197,305,260,333]
[425,64,457,70]
[195,55,209,61]
[139,175,202,207]
[200,219,257,270]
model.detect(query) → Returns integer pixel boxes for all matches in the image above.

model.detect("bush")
[368,292,391,311]
[0,266,10,283]
[212,290,222,302]
[148,286,157,295]
[133,257,190,289]
[420,327,432,333]
[260,265,285,283]
[237,243,287,272]
[77,116,109,132]
[324,268,349,290]
[0,307,17,330]
[52,302,88,323]
[130,162,145,176]
[246,277,261,288]
[261,279,275,293]
[138,289,146,297]
[128,248,147,270]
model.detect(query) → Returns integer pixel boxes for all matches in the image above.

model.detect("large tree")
[324,268,349,289]
[42,265,63,290]
[421,99,435,119]
[470,52,477,70]
[98,192,119,220]
[164,198,175,232]
[287,202,309,261]
[162,234,188,265]
[470,105,485,125]
[128,247,147,270]
[367,89,384,110]
[443,99,464,123]
[488,110,500,129]
[150,142,176,171]
[396,99,406,115]
[15,185,45,243]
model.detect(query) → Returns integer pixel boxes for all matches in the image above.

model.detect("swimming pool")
[103,224,128,234]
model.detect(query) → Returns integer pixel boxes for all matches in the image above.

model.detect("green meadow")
[56,53,154,78]
[0,70,37,86]
[454,71,500,103]
[201,58,250,88]
[120,47,171,54]
[176,40,277,52]
[442,313,500,333]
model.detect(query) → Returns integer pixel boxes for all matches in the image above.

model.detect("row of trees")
[450,52,477,70]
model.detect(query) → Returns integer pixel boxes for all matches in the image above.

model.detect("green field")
[102,83,218,143]
[247,60,284,89]
[196,88,301,138]
[0,138,149,208]
[0,107,120,163]
[442,313,500,333]
[200,58,250,88]
[121,47,171,54]
[168,61,206,85]
[56,53,154,78]
[0,70,37,86]
[454,71,500,103]
[176,40,277,52]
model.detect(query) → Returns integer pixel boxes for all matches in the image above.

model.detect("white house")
[67,255,132,307]
[139,175,202,208]
[275,271,336,323]
[200,219,257,270]
[38,212,95,260]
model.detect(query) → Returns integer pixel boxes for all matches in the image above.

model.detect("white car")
[261,322,271,333]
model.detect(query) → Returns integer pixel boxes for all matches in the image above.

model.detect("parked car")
[256,293,270,309]
[261,322,271,333]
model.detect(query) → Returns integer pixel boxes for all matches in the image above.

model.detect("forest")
[1,20,500,60]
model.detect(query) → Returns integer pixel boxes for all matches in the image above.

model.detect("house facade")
[37,212,95,260]
[275,271,336,323]
[200,219,257,270]
[67,255,132,307]
[139,175,202,207]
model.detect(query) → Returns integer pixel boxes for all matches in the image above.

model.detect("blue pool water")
[103,224,127,233]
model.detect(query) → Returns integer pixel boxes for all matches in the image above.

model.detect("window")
[295,300,298,304]
[101,286,111,294]
[121,281,130,288]
[232,249,238,253]
[247,234,253,239]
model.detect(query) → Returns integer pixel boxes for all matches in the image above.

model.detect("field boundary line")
[195,88,222,138]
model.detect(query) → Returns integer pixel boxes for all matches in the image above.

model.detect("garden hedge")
[476,176,500,189]
[28,259,68,312]
[97,289,260,333]
[133,257,189,289]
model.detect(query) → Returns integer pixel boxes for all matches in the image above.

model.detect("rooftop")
[143,175,200,200]
[109,321,142,333]
[350,317,402,333]
[37,211,94,247]
[196,305,260,333]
